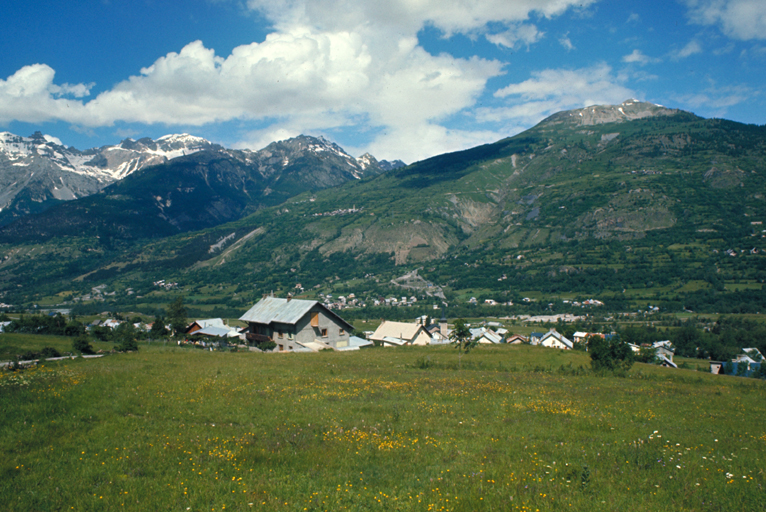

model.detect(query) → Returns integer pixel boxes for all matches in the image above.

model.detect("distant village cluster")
[70,284,116,303]
[154,280,179,290]
[2,292,762,379]
[310,206,362,217]
[163,295,759,377]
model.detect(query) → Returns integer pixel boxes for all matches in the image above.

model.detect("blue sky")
[1,0,765,162]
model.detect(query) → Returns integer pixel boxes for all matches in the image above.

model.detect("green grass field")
[0,333,115,361]
[1,341,763,511]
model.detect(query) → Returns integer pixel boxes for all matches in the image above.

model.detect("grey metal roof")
[194,326,234,338]
[239,296,353,330]
[240,297,316,324]
[341,336,374,350]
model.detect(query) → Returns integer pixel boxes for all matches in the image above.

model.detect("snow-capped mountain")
[0,131,217,180]
[246,135,391,183]
[355,152,405,173]
[82,133,219,180]
[0,132,404,233]
[0,132,220,225]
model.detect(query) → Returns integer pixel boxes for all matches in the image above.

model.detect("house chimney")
[287,293,292,302]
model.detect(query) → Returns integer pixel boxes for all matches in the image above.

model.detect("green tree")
[64,320,85,337]
[91,325,112,342]
[588,335,634,372]
[150,316,169,339]
[673,324,701,358]
[113,322,138,351]
[167,296,188,336]
[449,319,476,370]
[636,346,658,364]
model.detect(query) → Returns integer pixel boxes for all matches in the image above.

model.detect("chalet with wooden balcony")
[239,295,354,352]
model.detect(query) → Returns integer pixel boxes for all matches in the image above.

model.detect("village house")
[239,295,354,352]
[505,334,527,344]
[369,320,432,347]
[652,340,675,362]
[186,318,227,334]
[573,332,607,345]
[470,327,504,344]
[539,329,573,349]
[421,311,451,344]
[186,318,241,340]
[573,331,590,344]
[736,347,763,363]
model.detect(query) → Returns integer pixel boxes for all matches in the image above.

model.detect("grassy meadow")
[1,342,764,511]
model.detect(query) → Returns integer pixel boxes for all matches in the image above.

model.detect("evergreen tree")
[449,319,476,370]
[167,296,188,336]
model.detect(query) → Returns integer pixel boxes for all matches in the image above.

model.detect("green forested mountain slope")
[1,101,764,313]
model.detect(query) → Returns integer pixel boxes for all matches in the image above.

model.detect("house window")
[339,329,345,336]
[320,328,328,337]
[311,312,319,327]
[278,331,283,339]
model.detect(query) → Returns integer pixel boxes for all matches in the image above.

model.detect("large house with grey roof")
[239,296,354,352]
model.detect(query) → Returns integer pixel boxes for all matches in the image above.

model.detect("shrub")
[255,339,276,352]
[72,335,94,355]
[18,350,39,361]
[414,355,434,369]
[40,347,61,358]
[117,338,139,352]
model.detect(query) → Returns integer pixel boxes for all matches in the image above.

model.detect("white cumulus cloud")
[559,33,575,51]
[684,0,766,40]
[487,64,636,127]
[672,40,703,59]
[486,24,543,48]
[246,0,598,36]
[622,49,661,65]
[0,64,92,125]
[0,0,598,162]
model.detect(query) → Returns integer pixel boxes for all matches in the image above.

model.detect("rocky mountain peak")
[356,152,379,170]
[541,99,684,127]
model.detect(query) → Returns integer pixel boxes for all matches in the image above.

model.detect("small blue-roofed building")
[240,295,354,352]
